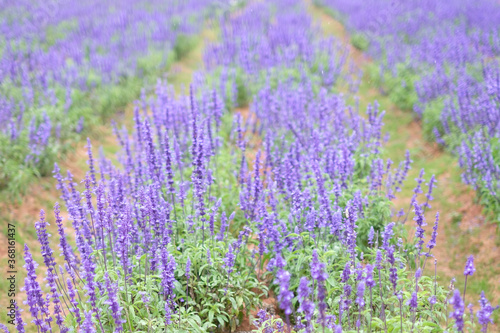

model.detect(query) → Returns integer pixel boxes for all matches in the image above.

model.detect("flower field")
[0,0,498,332]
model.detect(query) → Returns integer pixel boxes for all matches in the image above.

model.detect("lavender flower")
[477,291,497,332]
[413,202,426,254]
[81,311,96,333]
[22,244,52,332]
[224,245,236,275]
[356,280,366,309]
[463,255,475,302]
[104,273,125,331]
[310,250,328,282]
[164,301,173,326]
[276,269,293,317]
[423,175,437,209]
[207,248,212,265]
[186,257,192,280]
[365,264,375,289]
[160,248,177,299]
[407,292,418,310]
[382,222,395,250]
[297,277,315,325]
[464,255,475,276]
[86,138,97,186]
[368,226,375,246]
[450,289,465,332]
[14,302,26,333]
[426,212,439,253]
[66,278,81,324]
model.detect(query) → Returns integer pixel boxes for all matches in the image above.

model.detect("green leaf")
[208,310,214,323]
[217,315,226,326]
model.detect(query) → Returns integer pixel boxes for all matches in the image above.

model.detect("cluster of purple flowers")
[0,0,223,187]
[319,0,500,213]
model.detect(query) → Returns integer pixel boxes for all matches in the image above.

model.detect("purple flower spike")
[81,311,96,333]
[224,245,236,275]
[356,280,366,309]
[426,212,439,253]
[310,250,328,282]
[104,273,125,331]
[477,291,498,332]
[407,292,418,310]
[368,226,375,246]
[186,257,192,280]
[450,289,465,332]
[14,302,26,333]
[23,244,52,332]
[464,255,475,276]
[297,277,315,324]
[276,269,293,316]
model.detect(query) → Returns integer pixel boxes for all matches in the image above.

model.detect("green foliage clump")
[174,34,199,61]
[351,33,369,51]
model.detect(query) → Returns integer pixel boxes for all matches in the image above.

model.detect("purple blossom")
[413,202,426,254]
[382,222,395,250]
[356,280,366,309]
[477,291,497,332]
[276,269,293,316]
[224,245,236,275]
[426,212,439,252]
[160,248,177,299]
[365,264,375,288]
[341,262,351,283]
[103,273,125,331]
[22,244,52,332]
[186,257,192,280]
[164,301,173,326]
[464,255,475,276]
[297,277,315,324]
[450,289,465,332]
[13,302,26,333]
[415,268,422,280]
[424,175,437,208]
[375,250,383,270]
[86,138,97,186]
[407,292,418,310]
[310,250,328,282]
[368,226,375,246]
[66,278,81,324]
[81,311,96,333]
[207,248,212,265]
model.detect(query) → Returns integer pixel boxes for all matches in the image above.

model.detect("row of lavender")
[315,0,500,219]
[5,1,498,332]
[0,0,225,193]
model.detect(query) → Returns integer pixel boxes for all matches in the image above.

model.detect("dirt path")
[308,2,500,306]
